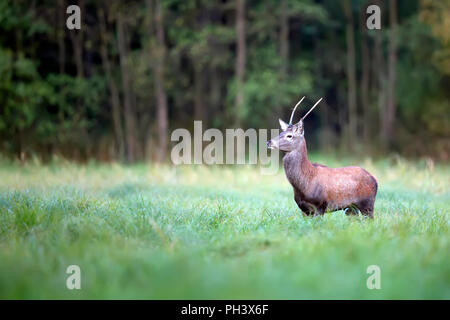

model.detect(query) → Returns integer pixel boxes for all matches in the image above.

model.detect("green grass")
[0,155,449,299]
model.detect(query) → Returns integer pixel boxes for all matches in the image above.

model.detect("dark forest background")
[0,0,448,163]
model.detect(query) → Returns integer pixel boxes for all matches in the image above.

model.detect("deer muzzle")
[267,139,278,149]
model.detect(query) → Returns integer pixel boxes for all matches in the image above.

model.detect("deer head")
[267,97,323,152]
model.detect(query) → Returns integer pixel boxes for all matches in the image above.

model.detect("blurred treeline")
[0,0,448,163]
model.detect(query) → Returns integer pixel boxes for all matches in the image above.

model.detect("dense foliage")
[0,0,448,162]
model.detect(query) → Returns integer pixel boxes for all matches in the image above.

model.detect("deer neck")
[283,136,315,191]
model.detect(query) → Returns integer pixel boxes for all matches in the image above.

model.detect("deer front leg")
[300,201,325,216]
[294,190,307,215]
[294,190,318,216]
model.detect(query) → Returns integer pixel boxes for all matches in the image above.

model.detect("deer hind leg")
[356,198,374,219]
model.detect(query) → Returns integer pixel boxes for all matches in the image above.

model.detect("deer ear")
[293,121,304,136]
[279,119,289,131]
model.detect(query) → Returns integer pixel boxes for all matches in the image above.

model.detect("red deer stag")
[267,97,378,218]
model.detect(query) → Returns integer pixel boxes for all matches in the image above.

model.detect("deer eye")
[286,134,293,139]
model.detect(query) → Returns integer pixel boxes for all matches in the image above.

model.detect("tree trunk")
[117,12,137,163]
[153,0,169,162]
[58,0,65,74]
[280,0,289,77]
[373,0,387,147]
[385,0,398,147]
[194,66,205,123]
[69,0,84,78]
[99,8,125,160]
[360,3,371,144]
[68,0,88,158]
[374,34,387,147]
[343,0,357,148]
[234,0,246,126]
[210,67,221,126]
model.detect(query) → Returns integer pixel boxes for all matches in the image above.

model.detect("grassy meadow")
[0,155,449,299]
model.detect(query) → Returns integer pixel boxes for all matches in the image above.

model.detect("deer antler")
[301,98,323,121]
[289,96,306,125]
